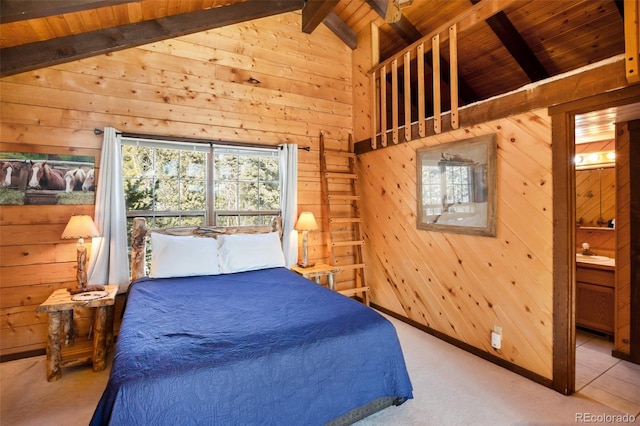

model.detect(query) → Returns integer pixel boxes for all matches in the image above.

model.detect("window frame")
[121,137,281,228]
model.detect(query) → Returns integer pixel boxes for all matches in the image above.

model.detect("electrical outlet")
[491,331,502,349]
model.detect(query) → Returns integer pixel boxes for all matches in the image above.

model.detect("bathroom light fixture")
[574,150,615,170]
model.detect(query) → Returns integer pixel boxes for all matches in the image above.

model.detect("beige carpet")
[1,314,635,426]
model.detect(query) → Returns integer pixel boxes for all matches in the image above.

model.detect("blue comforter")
[91,267,412,425]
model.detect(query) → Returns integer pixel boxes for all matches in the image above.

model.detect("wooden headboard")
[130,216,283,282]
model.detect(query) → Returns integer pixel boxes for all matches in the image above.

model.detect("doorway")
[573,107,640,412]
[549,86,640,396]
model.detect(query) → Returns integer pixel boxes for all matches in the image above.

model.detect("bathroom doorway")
[548,86,640,397]
[573,107,640,412]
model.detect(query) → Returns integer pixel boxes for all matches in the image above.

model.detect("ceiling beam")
[0,0,304,78]
[322,12,357,49]
[302,0,339,34]
[470,0,548,82]
[614,0,624,19]
[0,0,132,24]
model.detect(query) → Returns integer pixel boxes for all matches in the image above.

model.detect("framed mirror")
[416,134,497,237]
[575,167,615,228]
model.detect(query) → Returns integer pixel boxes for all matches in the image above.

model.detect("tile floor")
[575,329,640,416]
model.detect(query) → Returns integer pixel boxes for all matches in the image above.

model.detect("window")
[212,147,280,226]
[122,138,280,231]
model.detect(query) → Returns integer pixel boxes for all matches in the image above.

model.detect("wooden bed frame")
[130,216,282,282]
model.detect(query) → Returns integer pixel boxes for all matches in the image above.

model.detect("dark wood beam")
[366,0,422,42]
[323,12,357,49]
[0,0,132,24]
[302,0,339,34]
[614,0,624,19]
[389,15,423,43]
[0,0,304,78]
[470,0,548,82]
[486,12,549,81]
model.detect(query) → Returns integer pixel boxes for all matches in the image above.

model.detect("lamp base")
[297,261,316,268]
[68,285,105,295]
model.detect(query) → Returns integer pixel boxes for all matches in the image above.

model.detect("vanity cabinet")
[576,263,615,336]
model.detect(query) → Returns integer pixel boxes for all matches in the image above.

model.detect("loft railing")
[369,0,516,149]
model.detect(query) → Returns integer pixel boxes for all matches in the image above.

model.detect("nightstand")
[291,263,341,290]
[36,285,118,382]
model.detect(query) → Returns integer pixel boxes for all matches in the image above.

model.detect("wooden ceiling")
[0,0,627,105]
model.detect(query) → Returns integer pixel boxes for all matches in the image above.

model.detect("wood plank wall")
[355,110,555,379]
[0,12,353,357]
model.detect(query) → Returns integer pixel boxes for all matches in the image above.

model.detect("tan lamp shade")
[61,215,100,240]
[294,211,319,231]
[61,215,100,293]
[295,212,318,268]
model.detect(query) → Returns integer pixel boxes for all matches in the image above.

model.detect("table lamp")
[295,211,318,268]
[61,215,102,293]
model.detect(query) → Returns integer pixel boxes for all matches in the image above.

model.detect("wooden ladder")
[320,132,370,305]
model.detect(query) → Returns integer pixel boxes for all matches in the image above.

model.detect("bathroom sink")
[576,254,610,262]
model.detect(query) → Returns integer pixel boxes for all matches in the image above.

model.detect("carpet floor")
[1,313,636,426]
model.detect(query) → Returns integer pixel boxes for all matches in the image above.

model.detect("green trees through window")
[122,139,280,233]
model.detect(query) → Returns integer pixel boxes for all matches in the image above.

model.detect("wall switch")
[491,331,502,349]
[493,325,502,335]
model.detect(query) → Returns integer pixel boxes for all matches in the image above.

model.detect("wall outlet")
[491,331,502,349]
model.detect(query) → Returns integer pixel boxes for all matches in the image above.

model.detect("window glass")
[123,140,280,234]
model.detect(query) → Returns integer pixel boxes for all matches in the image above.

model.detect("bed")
[90,218,413,425]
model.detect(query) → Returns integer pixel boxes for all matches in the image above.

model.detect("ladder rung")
[328,194,360,201]
[329,217,362,224]
[323,150,356,158]
[332,240,364,247]
[338,286,370,297]
[325,172,357,180]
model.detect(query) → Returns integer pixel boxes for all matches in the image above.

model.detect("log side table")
[36,285,118,382]
[291,263,341,290]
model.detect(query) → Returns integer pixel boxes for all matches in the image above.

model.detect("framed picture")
[416,134,497,237]
[0,152,95,206]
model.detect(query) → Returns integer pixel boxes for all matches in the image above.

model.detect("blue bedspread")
[91,267,412,425]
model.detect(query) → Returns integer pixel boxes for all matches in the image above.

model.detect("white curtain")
[278,144,298,267]
[88,127,130,292]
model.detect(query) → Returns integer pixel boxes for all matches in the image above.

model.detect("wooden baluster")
[391,58,399,144]
[381,65,387,147]
[432,34,441,134]
[624,0,639,83]
[404,51,411,142]
[417,42,426,138]
[449,24,459,129]
[371,70,377,149]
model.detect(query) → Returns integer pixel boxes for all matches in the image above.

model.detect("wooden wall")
[0,12,353,357]
[356,110,555,379]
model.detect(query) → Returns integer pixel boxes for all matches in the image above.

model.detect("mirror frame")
[416,134,497,237]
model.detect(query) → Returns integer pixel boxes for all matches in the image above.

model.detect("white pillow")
[217,232,285,273]
[150,233,220,278]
